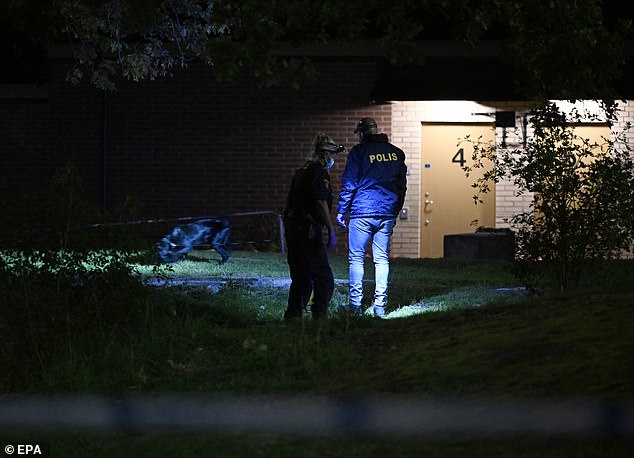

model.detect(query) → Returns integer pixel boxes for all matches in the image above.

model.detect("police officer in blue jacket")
[283,133,341,321]
[336,117,407,318]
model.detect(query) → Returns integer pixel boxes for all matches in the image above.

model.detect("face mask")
[324,158,335,169]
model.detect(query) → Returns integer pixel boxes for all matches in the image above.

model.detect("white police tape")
[1,396,633,435]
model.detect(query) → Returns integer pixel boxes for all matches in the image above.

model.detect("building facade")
[1,51,632,258]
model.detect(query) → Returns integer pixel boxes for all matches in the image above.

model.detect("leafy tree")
[1,0,423,90]
[464,103,634,292]
[1,0,631,100]
[467,0,632,104]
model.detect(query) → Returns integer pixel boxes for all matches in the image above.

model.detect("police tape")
[1,395,633,436]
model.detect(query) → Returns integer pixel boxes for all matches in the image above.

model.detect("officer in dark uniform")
[283,133,343,321]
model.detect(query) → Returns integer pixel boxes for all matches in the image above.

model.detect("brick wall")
[106,61,389,219]
[613,100,634,258]
[1,64,103,205]
[0,59,392,254]
[390,101,423,258]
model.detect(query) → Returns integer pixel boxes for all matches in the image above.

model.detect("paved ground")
[145,276,350,293]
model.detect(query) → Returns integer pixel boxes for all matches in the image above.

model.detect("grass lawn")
[3,250,633,457]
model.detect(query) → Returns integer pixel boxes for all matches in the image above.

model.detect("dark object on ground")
[154,219,231,264]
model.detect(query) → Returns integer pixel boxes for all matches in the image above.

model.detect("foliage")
[471,0,631,104]
[0,162,147,253]
[1,252,634,456]
[3,251,633,394]
[1,0,368,90]
[1,0,631,100]
[464,102,634,291]
[0,248,158,390]
[0,162,92,250]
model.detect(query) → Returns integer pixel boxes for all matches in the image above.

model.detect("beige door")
[572,125,611,156]
[421,123,496,258]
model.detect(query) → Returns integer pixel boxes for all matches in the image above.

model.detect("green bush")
[466,102,634,291]
[0,249,153,390]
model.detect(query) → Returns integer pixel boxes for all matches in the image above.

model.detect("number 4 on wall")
[452,148,466,167]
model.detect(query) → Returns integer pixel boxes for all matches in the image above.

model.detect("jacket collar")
[361,133,388,143]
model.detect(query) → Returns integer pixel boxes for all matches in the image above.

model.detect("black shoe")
[312,304,328,320]
[283,308,303,322]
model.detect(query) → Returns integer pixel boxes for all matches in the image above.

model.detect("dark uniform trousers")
[284,219,334,320]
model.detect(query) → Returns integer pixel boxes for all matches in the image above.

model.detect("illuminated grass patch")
[387,287,527,319]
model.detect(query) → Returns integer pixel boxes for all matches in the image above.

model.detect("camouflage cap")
[314,133,341,153]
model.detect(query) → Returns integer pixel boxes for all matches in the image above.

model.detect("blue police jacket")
[337,133,407,219]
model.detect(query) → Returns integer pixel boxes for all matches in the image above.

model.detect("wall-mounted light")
[495,111,516,128]
[472,110,527,148]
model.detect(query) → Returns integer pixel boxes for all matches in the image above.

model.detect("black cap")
[354,117,377,134]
